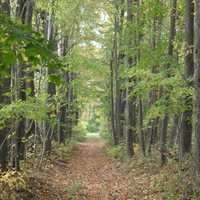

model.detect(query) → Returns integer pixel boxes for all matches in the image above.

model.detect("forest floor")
[49,137,154,200]
[27,137,164,200]
[1,137,197,199]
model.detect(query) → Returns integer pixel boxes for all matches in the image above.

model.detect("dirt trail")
[48,137,152,200]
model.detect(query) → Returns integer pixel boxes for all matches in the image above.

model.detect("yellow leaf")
[50,113,56,118]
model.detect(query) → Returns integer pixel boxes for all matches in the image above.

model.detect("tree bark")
[160,0,177,167]
[110,50,117,145]
[59,36,68,144]
[180,0,194,159]
[125,0,136,160]
[43,9,56,154]
[0,0,10,172]
[114,0,125,143]
[14,0,28,171]
[195,0,200,189]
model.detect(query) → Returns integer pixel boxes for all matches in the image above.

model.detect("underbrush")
[71,124,87,142]
[103,137,199,199]
[104,140,126,161]
[0,124,87,200]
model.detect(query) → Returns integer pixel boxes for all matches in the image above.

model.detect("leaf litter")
[1,137,194,199]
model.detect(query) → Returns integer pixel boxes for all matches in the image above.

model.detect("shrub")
[105,140,126,160]
[72,123,87,142]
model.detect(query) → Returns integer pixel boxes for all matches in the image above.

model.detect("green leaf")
[48,75,61,86]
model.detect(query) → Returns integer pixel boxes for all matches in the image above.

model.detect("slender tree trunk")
[59,36,68,144]
[14,0,28,171]
[0,0,10,172]
[180,0,194,159]
[66,71,73,138]
[195,0,200,189]
[147,9,161,153]
[125,0,136,160]
[43,8,56,154]
[15,62,26,171]
[139,98,145,156]
[169,115,180,147]
[110,50,117,145]
[114,0,124,143]
[160,0,177,167]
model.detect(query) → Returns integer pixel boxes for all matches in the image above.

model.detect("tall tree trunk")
[66,71,74,138]
[136,0,145,156]
[114,0,125,143]
[25,0,36,154]
[0,0,10,171]
[169,115,180,147]
[110,50,117,145]
[43,9,56,154]
[195,0,200,189]
[15,62,26,171]
[180,0,194,159]
[125,0,136,160]
[147,4,162,153]
[139,97,145,156]
[59,36,68,144]
[160,0,177,167]
[14,0,28,171]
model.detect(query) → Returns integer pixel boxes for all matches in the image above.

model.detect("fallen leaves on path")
[38,137,162,200]
[3,137,193,199]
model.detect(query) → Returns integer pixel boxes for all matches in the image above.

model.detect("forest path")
[50,137,154,200]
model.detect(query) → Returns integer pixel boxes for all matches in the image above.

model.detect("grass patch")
[86,132,100,137]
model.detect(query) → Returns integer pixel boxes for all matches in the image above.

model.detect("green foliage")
[52,139,77,156]
[105,141,126,161]
[52,124,87,157]
[0,94,58,129]
[72,123,87,142]
[0,11,62,84]
[68,182,84,197]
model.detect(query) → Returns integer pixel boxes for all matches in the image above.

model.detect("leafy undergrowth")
[1,137,199,199]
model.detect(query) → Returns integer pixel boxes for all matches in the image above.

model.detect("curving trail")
[50,137,154,200]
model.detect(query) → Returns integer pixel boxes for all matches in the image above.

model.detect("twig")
[55,191,62,200]
[58,190,68,195]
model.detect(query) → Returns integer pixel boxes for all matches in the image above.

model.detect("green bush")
[72,124,87,142]
[104,139,126,160]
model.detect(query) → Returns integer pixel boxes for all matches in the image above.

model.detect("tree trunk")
[195,0,200,189]
[169,115,180,147]
[114,0,125,143]
[139,98,145,156]
[43,9,56,154]
[15,62,27,171]
[14,0,28,171]
[125,0,136,160]
[180,0,194,159]
[66,71,73,138]
[110,50,117,145]
[0,0,10,172]
[160,0,177,167]
[59,36,68,144]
